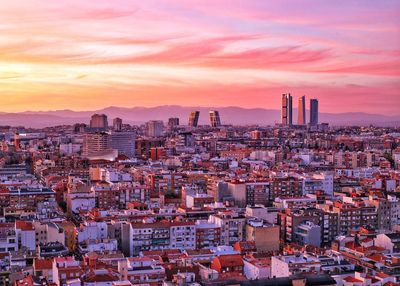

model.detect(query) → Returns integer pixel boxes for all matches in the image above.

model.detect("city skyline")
[0,1,399,115]
[1,2,400,285]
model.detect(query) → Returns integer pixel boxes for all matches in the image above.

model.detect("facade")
[129,221,196,256]
[243,256,271,280]
[90,114,108,130]
[374,233,400,253]
[188,111,200,127]
[146,120,164,137]
[209,211,246,246]
[310,98,319,126]
[294,221,321,247]
[298,95,306,125]
[82,133,111,157]
[281,93,293,126]
[52,257,82,286]
[209,110,222,127]
[110,131,135,158]
[118,257,165,285]
[195,221,221,249]
[246,219,280,253]
[113,117,123,131]
[271,254,321,278]
[270,177,303,199]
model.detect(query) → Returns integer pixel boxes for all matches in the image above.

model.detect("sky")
[0,0,399,115]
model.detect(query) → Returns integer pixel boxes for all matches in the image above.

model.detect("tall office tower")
[90,114,108,130]
[113,118,123,131]
[73,123,87,133]
[83,133,111,157]
[188,111,200,127]
[281,93,293,125]
[111,131,135,157]
[209,110,222,127]
[146,120,164,137]
[310,99,319,126]
[168,117,180,129]
[298,96,306,125]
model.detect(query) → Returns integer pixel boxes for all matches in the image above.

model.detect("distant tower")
[310,99,319,126]
[83,133,111,157]
[111,131,135,157]
[209,111,221,127]
[281,93,293,125]
[90,114,108,130]
[113,117,123,131]
[188,111,200,127]
[146,120,164,137]
[298,96,306,125]
[14,133,21,151]
[168,117,180,129]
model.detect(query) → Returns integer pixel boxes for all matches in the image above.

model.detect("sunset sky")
[0,0,399,114]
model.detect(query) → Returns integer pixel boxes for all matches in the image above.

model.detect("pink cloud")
[0,0,398,114]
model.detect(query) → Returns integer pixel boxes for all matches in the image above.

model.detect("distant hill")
[0,106,399,128]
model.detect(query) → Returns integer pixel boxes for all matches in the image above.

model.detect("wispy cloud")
[0,0,398,114]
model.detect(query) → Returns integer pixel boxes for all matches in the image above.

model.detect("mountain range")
[0,106,399,128]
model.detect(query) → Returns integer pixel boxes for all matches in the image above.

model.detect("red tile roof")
[34,258,53,270]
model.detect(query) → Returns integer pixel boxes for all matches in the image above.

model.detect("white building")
[78,239,118,253]
[243,257,271,280]
[77,221,108,243]
[15,221,36,251]
[33,221,65,247]
[302,172,333,196]
[118,257,165,284]
[245,205,280,224]
[374,233,400,253]
[271,254,321,278]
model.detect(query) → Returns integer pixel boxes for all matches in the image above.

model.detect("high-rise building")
[90,114,108,130]
[113,118,123,131]
[298,96,306,125]
[146,120,164,137]
[188,111,200,127]
[83,133,111,157]
[110,131,135,158]
[281,93,293,126]
[167,117,179,129]
[310,99,319,126]
[209,111,221,127]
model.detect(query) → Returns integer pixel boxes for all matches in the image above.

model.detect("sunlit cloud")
[0,0,399,115]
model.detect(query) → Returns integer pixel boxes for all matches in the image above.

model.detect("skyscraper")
[188,111,200,127]
[310,99,319,126]
[113,117,123,131]
[281,93,293,126]
[90,114,108,130]
[209,110,221,127]
[111,131,135,157]
[83,132,111,157]
[168,117,180,129]
[298,96,306,125]
[146,120,164,137]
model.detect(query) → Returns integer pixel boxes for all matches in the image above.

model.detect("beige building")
[246,219,280,253]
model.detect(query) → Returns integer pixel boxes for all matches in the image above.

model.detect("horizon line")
[0,105,398,117]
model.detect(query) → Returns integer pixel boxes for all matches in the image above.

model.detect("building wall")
[243,260,271,280]
[271,257,290,278]
[374,234,394,253]
[246,225,280,253]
